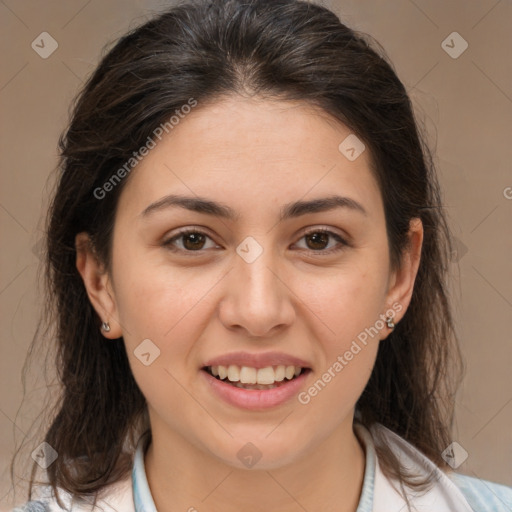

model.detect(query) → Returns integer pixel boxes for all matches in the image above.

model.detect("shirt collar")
[132,431,158,512]
[132,421,376,512]
[354,421,377,511]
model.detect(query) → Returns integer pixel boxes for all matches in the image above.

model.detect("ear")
[382,218,423,337]
[75,232,123,339]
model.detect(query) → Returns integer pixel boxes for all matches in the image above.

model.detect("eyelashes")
[161,227,349,256]
[292,228,348,254]
[162,229,218,253]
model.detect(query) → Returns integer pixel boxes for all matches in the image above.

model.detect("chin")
[206,436,308,471]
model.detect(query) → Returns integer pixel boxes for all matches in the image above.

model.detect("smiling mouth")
[202,365,311,390]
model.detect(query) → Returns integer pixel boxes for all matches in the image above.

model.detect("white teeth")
[285,366,295,380]
[274,365,285,381]
[209,364,303,385]
[256,366,275,385]
[218,365,227,379]
[239,366,257,384]
[227,365,240,382]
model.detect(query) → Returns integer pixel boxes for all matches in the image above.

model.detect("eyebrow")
[139,194,367,221]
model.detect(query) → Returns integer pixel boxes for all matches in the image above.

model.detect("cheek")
[298,290,381,421]
[112,253,218,382]
[115,267,205,415]
[297,262,389,343]
[302,343,378,428]
[112,241,196,334]
[303,257,388,412]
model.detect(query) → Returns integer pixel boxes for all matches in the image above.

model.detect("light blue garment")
[132,431,157,512]
[130,424,512,512]
[12,423,512,511]
[449,472,512,512]
[12,503,49,512]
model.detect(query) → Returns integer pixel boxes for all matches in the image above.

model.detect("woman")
[11,0,512,511]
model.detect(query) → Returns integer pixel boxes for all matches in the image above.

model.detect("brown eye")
[181,232,206,250]
[295,228,348,254]
[163,229,217,252]
[305,231,330,250]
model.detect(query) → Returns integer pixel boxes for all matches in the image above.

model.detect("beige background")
[1,0,511,509]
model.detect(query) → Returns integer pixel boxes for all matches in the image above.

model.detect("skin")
[76,95,423,512]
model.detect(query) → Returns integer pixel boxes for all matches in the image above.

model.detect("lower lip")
[201,369,311,410]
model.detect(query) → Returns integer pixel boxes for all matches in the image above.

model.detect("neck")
[144,417,366,512]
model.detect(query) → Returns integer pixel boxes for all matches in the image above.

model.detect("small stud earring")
[101,321,111,333]
[385,315,395,330]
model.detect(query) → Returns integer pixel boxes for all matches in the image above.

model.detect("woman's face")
[77,95,422,469]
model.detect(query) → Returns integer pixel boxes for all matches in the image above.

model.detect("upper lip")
[202,351,312,370]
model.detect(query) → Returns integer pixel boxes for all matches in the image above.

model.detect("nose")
[218,243,295,338]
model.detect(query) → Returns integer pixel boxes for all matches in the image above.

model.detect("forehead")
[116,95,383,221]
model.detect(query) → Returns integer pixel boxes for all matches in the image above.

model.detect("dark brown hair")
[13,0,463,508]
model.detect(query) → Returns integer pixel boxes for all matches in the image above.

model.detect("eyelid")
[162,225,350,254]
[300,226,349,242]
[162,226,220,253]
[296,226,350,253]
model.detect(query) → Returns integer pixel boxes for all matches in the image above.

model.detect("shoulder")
[366,422,512,512]
[12,503,50,512]
[10,476,134,512]
[447,472,512,512]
